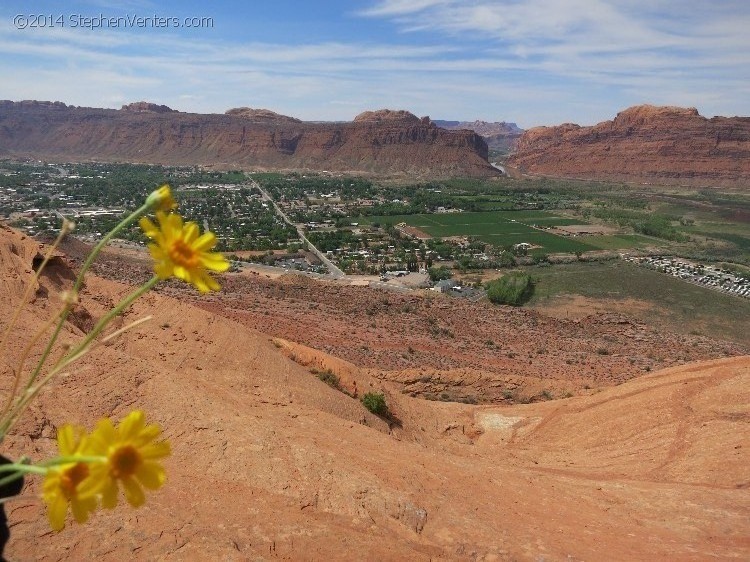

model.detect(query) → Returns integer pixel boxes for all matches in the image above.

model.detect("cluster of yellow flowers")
[0,185,228,533]
[43,411,170,531]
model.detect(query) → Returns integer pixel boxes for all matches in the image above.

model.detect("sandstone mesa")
[508,104,750,187]
[0,101,495,178]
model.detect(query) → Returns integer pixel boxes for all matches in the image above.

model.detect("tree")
[485,272,534,306]
[427,266,452,282]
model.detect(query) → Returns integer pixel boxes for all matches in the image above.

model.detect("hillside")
[0,101,496,178]
[507,104,750,187]
[2,227,749,560]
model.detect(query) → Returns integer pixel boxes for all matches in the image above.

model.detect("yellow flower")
[139,211,229,293]
[42,425,98,531]
[82,410,170,509]
[146,184,177,212]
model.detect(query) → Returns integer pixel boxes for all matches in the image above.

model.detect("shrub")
[427,266,452,282]
[485,272,534,306]
[361,392,388,416]
[317,370,340,389]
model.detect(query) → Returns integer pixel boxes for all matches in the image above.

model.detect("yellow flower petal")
[90,418,117,454]
[122,477,146,507]
[199,252,230,272]
[132,424,161,447]
[139,217,159,238]
[183,222,199,243]
[193,232,217,252]
[101,477,119,509]
[139,209,227,293]
[48,491,68,532]
[57,425,75,456]
[117,410,145,441]
[71,496,96,524]
[154,261,174,280]
[136,461,166,490]
[84,410,170,511]
[43,427,99,531]
[140,440,171,460]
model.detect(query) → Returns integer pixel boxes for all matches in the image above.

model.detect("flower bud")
[60,290,79,306]
[146,185,177,212]
[61,219,76,235]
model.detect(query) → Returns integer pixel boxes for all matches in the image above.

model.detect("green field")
[360,211,605,254]
[526,260,750,347]
[580,234,655,250]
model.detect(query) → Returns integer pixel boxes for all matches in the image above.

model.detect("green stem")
[58,276,159,370]
[0,471,25,492]
[75,201,152,294]
[25,201,152,393]
[0,463,47,476]
[0,276,160,437]
[38,455,106,467]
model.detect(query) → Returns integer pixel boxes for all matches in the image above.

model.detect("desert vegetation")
[486,272,535,306]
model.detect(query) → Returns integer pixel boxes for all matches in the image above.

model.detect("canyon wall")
[507,105,750,187]
[0,101,496,177]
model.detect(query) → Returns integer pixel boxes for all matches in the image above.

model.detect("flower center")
[110,445,142,479]
[60,463,89,498]
[168,239,199,268]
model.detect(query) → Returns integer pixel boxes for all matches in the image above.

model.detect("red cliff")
[507,105,750,187]
[0,101,495,177]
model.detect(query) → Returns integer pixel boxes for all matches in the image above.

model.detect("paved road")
[248,179,346,278]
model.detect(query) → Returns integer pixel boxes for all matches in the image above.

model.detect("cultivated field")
[359,210,647,254]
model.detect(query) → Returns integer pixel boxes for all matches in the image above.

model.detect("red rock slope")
[508,104,750,187]
[1,228,748,560]
[0,101,496,178]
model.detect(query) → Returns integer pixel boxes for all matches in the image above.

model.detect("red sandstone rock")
[0,228,748,561]
[507,104,750,187]
[120,101,178,113]
[224,107,301,123]
[0,101,495,177]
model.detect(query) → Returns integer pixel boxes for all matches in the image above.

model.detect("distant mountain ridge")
[507,104,750,187]
[434,119,524,153]
[0,101,496,178]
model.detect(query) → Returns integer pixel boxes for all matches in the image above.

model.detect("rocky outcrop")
[224,107,301,123]
[435,119,524,153]
[507,105,750,187]
[120,102,178,113]
[354,109,423,124]
[0,101,495,177]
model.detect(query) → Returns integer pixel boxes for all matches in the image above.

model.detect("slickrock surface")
[508,104,750,187]
[0,101,495,178]
[2,227,748,560]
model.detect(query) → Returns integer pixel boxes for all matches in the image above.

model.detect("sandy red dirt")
[1,227,748,560]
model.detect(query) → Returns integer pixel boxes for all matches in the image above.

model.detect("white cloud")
[358,0,450,17]
[1,2,749,126]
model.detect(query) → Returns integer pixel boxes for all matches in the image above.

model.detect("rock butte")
[2,227,748,560]
[0,101,495,178]
[508,104,750,187]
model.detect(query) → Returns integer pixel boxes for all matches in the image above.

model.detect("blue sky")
[1,0,748,127]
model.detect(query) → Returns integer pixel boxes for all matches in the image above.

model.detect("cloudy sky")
[1,0,748,127]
